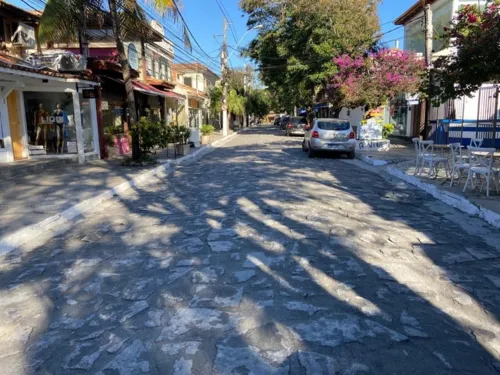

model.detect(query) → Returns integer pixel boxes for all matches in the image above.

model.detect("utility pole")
[221,18,229,136]
[422,0,433,139]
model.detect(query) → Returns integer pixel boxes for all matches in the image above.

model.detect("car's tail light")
[312,131,319,138]
[349,131,356,139]
[287,124,293,128]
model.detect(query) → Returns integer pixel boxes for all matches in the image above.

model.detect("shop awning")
[163,90,185,101]
[102,76,184,101]
[132,81,168,97]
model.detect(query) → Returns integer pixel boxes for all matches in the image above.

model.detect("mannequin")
[35,103,49,147]
[53,103,67,153]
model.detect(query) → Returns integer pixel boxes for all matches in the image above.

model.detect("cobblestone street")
[1,127,500,374]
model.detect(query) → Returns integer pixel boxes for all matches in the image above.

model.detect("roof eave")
[394,0,435,26]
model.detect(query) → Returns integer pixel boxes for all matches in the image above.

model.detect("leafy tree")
[245,89,271,118]
[330,49,425,116]
[429,1,500,102]
[240,0,381,111]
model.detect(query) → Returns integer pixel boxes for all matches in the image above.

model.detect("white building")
[173,63,219,128]
[394,0,497,146]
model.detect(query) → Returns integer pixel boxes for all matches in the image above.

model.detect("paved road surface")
[1,127,500,374]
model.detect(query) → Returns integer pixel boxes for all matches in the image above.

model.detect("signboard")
[128,43,139,71]
[359,119,383,140]
[356,139,390,151]
[101,101,109,111]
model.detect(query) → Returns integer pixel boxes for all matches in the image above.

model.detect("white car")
[302,118,356,159]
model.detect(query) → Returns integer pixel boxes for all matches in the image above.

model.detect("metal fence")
[429,86,500,148]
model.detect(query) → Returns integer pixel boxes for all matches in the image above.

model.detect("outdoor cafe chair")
[448,142,470,187]
[463,147,499,197]
[413,139,448,179]
[470,138,484,148]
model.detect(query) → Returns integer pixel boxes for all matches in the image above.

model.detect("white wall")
[338,107,365,128]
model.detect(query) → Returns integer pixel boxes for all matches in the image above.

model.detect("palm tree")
[38,0,184,160]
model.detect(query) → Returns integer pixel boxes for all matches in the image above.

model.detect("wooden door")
[7,91,24,160]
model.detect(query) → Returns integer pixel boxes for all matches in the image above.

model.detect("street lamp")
[221,23,263,136]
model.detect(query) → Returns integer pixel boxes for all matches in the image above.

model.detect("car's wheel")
[302,140,307,151]
[347,151,355,159]
[308,145,315,158]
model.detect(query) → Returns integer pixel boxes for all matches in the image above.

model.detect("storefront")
[0,63,100,164]
[387,96,410,137]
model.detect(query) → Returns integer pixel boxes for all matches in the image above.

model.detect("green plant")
[136,117,167,154]
[173,125,191,145]
[382,123,395,139]
[200,124,215,136]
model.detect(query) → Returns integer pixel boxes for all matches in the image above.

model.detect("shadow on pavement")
[0,127,498,374]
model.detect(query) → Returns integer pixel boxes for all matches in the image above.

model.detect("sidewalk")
[0,131,234,254]
[356,140,500,228]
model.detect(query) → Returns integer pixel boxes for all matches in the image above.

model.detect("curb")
[356,154,388,167]
[386,166,500,229]
[0,132,239,256]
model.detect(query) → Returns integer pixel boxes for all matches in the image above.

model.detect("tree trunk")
[109,0,140,160]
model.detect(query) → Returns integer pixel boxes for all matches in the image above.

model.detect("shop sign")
[101,101,109,111]
[359,119,383,140]
[41,115,65,124]
[83,89,96,99]
[128,43,139,71]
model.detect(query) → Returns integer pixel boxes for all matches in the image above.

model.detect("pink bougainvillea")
[329,48,425,110]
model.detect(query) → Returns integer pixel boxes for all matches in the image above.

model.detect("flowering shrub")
[430,1,500,101]
[330,49,424,113]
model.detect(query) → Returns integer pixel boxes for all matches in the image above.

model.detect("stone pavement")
[0,131,229,243]
[1,127,500,374]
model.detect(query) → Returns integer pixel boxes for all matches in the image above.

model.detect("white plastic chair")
[470,138,483,148]
[463,147,499,196]
[417,140,448,179]
[448,143,470,187]
[412,138,422,175]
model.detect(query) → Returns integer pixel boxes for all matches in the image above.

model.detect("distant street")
[1,127,499,374]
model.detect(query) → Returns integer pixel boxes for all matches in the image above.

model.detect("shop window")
[0,113,4,148]
[161,63,166,81]
[24,92,77,155]
[79,94,94,152]
[146,53,153,77]
[154,59,160,79]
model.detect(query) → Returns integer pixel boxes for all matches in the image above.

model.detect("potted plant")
[200,124,215,144]
[174,125,191,156]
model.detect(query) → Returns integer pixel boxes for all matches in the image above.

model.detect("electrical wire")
[23,0,221,75]
[214,0,238,44]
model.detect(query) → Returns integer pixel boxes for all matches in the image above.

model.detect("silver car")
[302,118,356,159]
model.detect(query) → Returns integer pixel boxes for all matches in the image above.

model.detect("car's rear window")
[317,121,350,130]
[291,117,307,125]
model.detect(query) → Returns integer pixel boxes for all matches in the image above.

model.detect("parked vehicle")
[302,118,356,159]
[273,116,282,126]
[285,117,308,136]
[279,116,291,130]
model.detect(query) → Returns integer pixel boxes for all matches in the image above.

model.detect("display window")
[24,92,77,154]
[0,112,4,148]
[79,94,94,152]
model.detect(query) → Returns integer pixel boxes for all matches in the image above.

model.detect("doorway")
[7,91,25,160]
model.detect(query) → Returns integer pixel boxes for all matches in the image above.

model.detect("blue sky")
[11,0,417,71]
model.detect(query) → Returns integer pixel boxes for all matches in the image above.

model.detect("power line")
[170,0,219,62]
[214,0,238,44]
[24,0,221,75]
